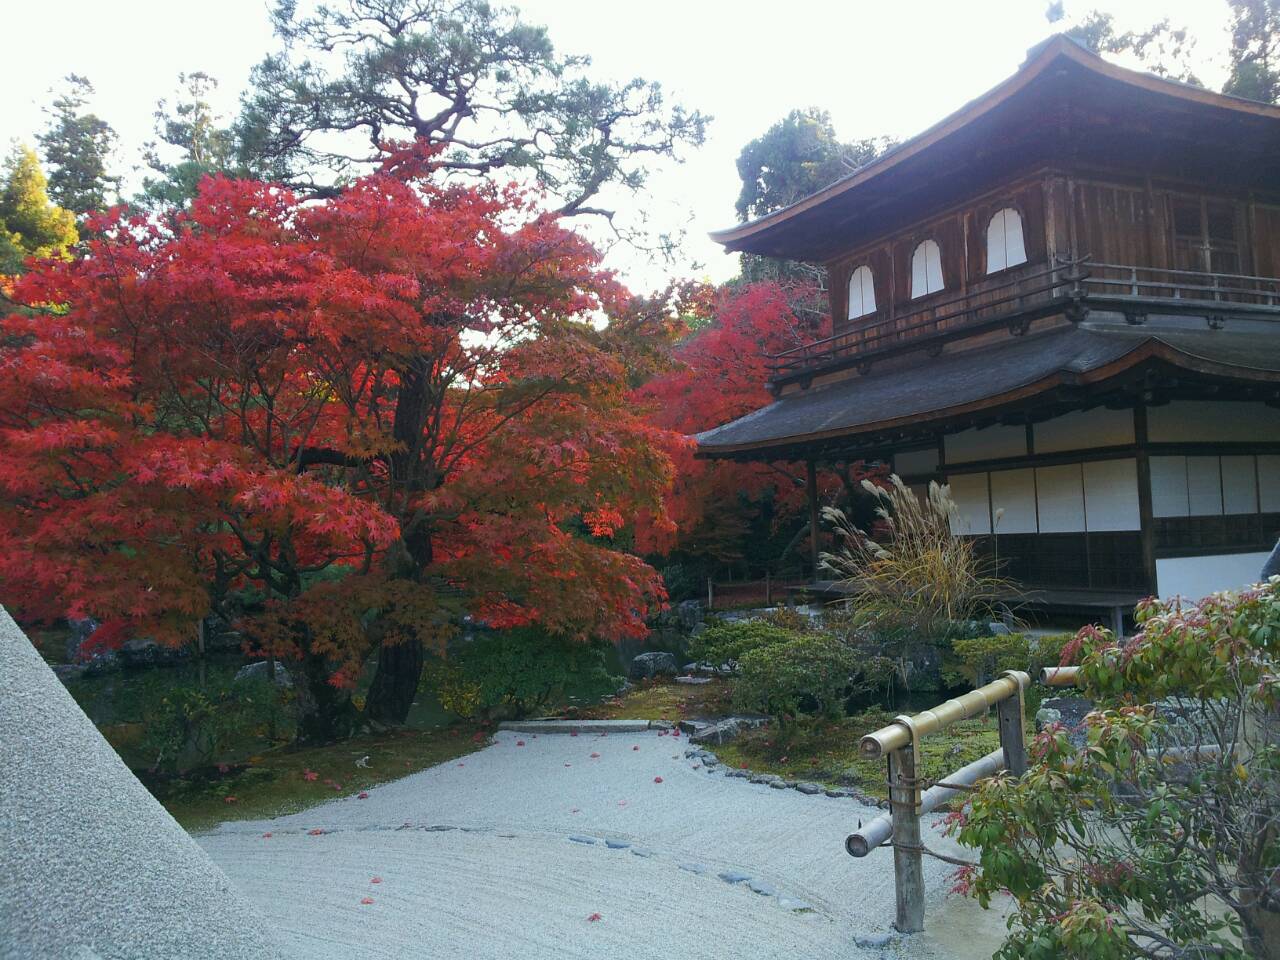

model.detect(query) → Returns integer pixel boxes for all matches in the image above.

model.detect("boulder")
[234,660,293,687]
[119,637,188,668]
[629,651,677,680]
[1035,695,1093,749]
[688,716,767,746]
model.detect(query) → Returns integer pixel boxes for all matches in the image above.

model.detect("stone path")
[199,729,1008,960]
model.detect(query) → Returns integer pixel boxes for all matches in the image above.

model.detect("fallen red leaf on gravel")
[653,776,664,783]
[632,745,639,751]
[370,877,382,884]
[361,897,375,905]
[516,740,525,746]
[587,913,602,922]
[262,832,272,839]
[308,828,325,836]
[590,752,601,758]
[570,731,578,737]
[357,792,369,799]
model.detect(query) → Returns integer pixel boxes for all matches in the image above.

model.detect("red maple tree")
[634,280,883,581]
[0,159,677,739]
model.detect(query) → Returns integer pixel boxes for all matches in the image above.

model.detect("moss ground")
[571,677,732,722]
[714,708,1003,801]
[158,723,485,832]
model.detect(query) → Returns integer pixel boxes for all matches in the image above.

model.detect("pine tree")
[36,75,120,217]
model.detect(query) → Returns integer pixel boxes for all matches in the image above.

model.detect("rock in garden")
[718,870,751,884]
[674,676,712,685]
[629,651,678,680]
[749,773,782,786]
[1035,695,1092,749]
[689,716,766,746]
[747,878,778,896]
[795,782,822,795]
[234,660,293,687]
[854,932,897,948]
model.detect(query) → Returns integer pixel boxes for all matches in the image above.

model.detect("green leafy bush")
[732,633,862,723]
[141,676,287,774]
[947,633,1032,688]
[425,628,620,720]
[687,620,801,666]
[953,584,1280,959]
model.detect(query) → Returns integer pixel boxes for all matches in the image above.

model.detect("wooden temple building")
[699,36,1280,619]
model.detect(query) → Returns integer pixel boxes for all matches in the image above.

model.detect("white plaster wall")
[1083,459,1141,530]
[1261,455,1280,512]
[947,473,992,535]
[895,446,938,476]
[1147,401,1280,443]
[1157,552,1274,600]
[989,468,1038,534]
[1222,456,1260,515]
[1034,407,1134,453]
[944,424,1026,464]
[1035,464,1087,532]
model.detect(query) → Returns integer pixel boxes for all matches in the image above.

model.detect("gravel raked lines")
[199,729,985,960]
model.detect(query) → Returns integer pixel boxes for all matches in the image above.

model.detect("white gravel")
[0,608,285,960]
[200,729,1006,960]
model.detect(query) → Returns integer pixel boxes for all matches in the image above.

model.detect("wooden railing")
[1084,262,1280,308]
[767,258,1280,383]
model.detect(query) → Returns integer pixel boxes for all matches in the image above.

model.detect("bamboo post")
[888,744,925,933]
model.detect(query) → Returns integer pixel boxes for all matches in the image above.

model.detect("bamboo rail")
[847,669,1031,934]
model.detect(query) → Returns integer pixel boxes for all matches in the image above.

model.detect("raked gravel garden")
[198,721,1011,960]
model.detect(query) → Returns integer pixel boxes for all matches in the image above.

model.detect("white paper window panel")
[1147,401,1280,442]
[989,468,1037,534]
[946,472,991,535]
[1150,456,1189,518]
[895,447,938,476]
[986,208,1027,273]
[1186,456,1223,516]
[1221,456,1259,515]
[1261,455,1280,512]
[1036,464,1086,532]
[847,265,876,320]
[1082,459,1141,530]
[1034,407,1134,453]
[1157,552,1273,600]
[944,424,1027,464]
[911,240,944,298]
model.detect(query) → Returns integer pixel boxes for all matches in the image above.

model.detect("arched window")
[986,207,1027,273]
[847,265,877,320]
[910,239,944,298]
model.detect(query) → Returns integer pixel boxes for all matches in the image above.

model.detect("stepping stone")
[460,826,487,832]
[855,933,896,948]
[717,870,751,884]
[702,756,719,767]
[424,825,456,832]
[630,847,654,858]
[795,782,822,795]
[568,835,597,845]
[747,878,778,896]
[679,862,709,875]
[778,897,815,912]
[605,839,631,849]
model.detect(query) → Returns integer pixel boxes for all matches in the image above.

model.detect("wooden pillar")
[996,687,1028,777]
[1133,404,1158,597]
[806,460,820,579]
[888,745,925,933]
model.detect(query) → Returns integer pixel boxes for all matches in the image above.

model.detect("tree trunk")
[363,633,425,727]
[294,651,357,744]
[362,361,438,727]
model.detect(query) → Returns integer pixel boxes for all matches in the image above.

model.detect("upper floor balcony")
[767,258,1280,388]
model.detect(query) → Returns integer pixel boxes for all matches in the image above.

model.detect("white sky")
[0,0,1234,291]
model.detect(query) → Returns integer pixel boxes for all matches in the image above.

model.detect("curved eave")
[711,35,1280,259]
[696,336,1280,460]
